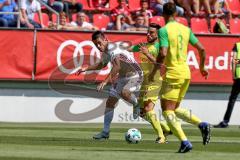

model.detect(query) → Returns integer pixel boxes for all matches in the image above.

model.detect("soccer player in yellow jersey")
[150,2,211,153]
[129,23,171,143]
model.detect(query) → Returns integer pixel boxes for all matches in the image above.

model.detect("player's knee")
[143,100,154,112]
[121,89,130,99]
[106,99,117,108]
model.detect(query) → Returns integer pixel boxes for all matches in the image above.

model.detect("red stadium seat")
[129,0,141,11]
[72,13,90,22]
[230,18,240,34]
[226,0,240,16]
[210,19,227,33]
[191,17,210,33]
[109,0,119,10]
[34,13,49,26]
[77,0,95,11]
[175,17,188,26]
[149,16,165,27]
[93,14,110,30]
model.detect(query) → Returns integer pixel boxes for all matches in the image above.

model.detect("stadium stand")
[109,0,119,10]
[34,13,50,27]
[149,16,165,27]
[191,17,210,33]
[175,17,188,26]
[72,13,90,22]
[230,18,240,34]
[77,0,94,11]
[129,0,141,11]
[226,0,240,16]
[210,19,225,33]
[93,13,110,30]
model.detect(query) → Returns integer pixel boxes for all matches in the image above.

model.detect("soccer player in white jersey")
[76,31,143,139]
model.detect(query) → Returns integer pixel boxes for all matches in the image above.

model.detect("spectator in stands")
[133,0,152,27]
[61,0,82,21]
[42,0,64,13]
[115,14,131,30]
[92,0,109,9]
[20,0,44,28]
[214,0,232,27]
[150,0,184,16]
[135,0,152,18]
[70,12,98,30]
[173,0,194,17]
[0,0,18,27]
[111,0,132,22]
[126,14,148,31]
[48,11,75,29]
[107,0,133,30]
[185,0,216,17]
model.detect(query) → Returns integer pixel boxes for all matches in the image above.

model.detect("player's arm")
[149,28,168,81]
[128,43,156,63]
[232,44,238,79]
[190,30,208,79]
[232,51,237,79]
[75,62,107,75]
[97,57,121,91]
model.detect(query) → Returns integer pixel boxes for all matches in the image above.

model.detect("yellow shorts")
[160,78,190,102]
[139,81,162,108]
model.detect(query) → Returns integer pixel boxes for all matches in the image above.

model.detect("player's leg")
[215,79,240,128]
[142,100,166,143]
[161,79,192,153]
[174,79,211,145]
[140,83,170,143]
[93,96,119,140]
[120,76,143,119]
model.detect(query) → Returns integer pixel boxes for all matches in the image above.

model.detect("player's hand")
[234,59,240,64]
[138,43,149,55]
[159,64,167,77]
[200,67,209,79]
[75,66,87,76]
[97,81,107,92]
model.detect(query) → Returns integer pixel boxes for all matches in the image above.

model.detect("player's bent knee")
[121,89,131,99]
[106,97,118,108]
[143,100,154,112]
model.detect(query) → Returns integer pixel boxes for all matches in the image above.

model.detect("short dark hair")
[163,2,176,16]
[92,31,105,41]
[149,23,161,30]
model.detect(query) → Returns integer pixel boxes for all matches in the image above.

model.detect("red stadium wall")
[0,30,239,84]
[0,30,34,80]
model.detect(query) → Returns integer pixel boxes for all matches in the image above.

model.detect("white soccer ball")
[125,128,142,144]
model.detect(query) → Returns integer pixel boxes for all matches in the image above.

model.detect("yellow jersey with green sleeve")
[132,42,162,84]
[158,21,199,79]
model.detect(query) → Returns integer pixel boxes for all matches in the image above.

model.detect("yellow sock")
[163,110,187,141]
[175,107,201,126]
[145,110,165,139]
[160,121,171,133]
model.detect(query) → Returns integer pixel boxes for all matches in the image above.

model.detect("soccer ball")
[125,128,142,144]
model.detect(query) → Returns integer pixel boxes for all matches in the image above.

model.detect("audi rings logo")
[57,40,111,75]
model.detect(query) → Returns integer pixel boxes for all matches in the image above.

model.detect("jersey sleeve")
[20,0,27,9]
[131,45,140,52]
[189,30,199,45]
[158,27,169,47]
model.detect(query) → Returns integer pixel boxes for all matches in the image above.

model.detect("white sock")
[103,107,114,133]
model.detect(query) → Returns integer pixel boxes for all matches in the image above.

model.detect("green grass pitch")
[0,123,239,160]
